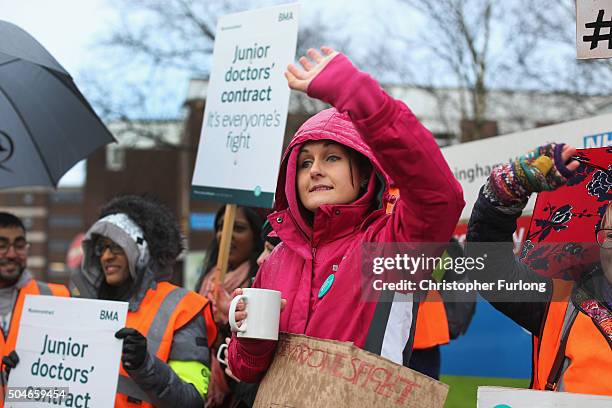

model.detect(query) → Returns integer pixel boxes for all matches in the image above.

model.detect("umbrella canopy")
[0,20,115,189]
[521,147,611,280]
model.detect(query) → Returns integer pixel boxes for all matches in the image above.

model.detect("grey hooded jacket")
[71,213,211,408]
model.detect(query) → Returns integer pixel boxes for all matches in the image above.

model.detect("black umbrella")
[0,20,115,188]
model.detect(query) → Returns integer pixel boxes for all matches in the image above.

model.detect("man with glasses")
[467,143,611,396]
[0,212,69,383]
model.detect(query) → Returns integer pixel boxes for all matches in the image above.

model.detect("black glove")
[2,351,19,376]
[115,328,148,370]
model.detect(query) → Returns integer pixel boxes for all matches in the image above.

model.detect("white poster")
[191,3,299,208]
[478,386,612,407]
[577,0,612,59]
[442,113,612,220]
[6,296,128,408]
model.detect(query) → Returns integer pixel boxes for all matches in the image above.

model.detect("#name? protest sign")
[6,296,127,408]
[577,0,612,59]
[191,3,299,208]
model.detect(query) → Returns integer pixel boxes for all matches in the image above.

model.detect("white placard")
[477,386,612,407]
[442,113,612,220]
[577,0,612,59]
[6,296,128,408]
[191,3,299,208]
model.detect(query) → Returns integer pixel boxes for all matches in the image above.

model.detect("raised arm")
[290,47,464,244]
[467,143,579,333]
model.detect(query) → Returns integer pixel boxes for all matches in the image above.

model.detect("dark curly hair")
[99,195,183,268]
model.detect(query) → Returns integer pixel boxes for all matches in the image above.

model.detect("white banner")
[191,3,299,208]
[577,0,612,59]
[478,386,612,407]
[442,113,612,220]
[6,296,128,408]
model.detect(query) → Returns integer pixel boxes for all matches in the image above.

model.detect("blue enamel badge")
[318,274,335,299]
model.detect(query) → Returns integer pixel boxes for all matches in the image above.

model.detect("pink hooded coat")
[228,54,464,382]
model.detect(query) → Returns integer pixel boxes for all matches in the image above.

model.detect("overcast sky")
[2,0,118,186]
[1,0,415,187]
[2,0,113,75]
[0,0,396,186]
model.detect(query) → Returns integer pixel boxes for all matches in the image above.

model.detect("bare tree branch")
[83,0,350,148]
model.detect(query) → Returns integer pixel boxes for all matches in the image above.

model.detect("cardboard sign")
[6,296,127,408]
[477,386,612,407]
[253,334,448,408]
[191,3,299,208]
[577,0,612,59]
[441,113,612,220]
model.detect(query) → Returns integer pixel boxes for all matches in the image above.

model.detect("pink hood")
[272,107,392,246]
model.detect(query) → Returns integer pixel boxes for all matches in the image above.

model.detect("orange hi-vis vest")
[386,187,451,350]
[531,279,612,396]
[413,290,450,349]
[0,279,69,408]
[0,279,69,357]
[115,281,217,408]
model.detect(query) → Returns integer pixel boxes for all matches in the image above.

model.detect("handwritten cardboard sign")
[253,334,448,408]
[577,0,612,59]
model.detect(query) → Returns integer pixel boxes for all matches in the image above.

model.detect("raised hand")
[561,144,580,173]
[485,143,579,208]
[285,46,339,93]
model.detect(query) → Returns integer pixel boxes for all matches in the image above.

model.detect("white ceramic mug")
[228,288,281,340]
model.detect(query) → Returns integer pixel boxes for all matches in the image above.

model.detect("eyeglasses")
[596,228,612,249]
[94,241,125,257]
[0,238,29,255]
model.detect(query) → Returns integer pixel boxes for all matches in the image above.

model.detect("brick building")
[0,187,84,282]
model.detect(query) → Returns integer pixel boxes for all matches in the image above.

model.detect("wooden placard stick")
[213,204,236,301]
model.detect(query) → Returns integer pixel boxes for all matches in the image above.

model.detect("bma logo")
[100,310,119,321]
[278,11,294,21]
[583,131,612,148]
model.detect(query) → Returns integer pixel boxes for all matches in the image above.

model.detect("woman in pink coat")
[227,47,464,382]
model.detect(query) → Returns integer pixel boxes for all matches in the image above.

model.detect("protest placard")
[253,334,448,408]
[442,113,612,220]
[477,386,612,407]
[191,3,299,208]
[577,0,612,59]
[6,296,127,408]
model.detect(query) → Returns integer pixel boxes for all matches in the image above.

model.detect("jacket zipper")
[312,246,317,308]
